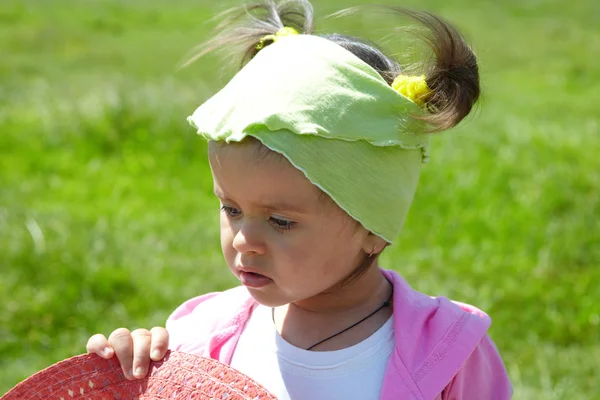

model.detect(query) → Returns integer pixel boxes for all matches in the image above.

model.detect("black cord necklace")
[271,283,394,351]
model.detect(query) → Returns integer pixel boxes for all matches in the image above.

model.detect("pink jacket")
[167,269,512,399]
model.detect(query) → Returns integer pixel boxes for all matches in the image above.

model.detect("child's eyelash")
[269,217,295,232]
[221,205,241,217]
[220,205,296,233]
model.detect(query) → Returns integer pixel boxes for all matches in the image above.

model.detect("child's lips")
[237,265,269,277]
[239,271,273,288]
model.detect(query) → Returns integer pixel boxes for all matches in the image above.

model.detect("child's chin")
[244,287,288,308]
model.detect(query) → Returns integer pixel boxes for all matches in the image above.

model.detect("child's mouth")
[239,271,272,289]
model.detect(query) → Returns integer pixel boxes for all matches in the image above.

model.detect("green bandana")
[188,35,429,242]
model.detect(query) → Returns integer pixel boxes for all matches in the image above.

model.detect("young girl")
[87,1,512,398]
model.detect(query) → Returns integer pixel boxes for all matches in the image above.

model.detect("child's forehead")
[209,138,281,163]
[209,141,324,205]
[209,139,294,173]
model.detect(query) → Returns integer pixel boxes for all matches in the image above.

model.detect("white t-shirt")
[230,304,395,400]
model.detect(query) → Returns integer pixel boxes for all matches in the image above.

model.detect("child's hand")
[86,327,169,380]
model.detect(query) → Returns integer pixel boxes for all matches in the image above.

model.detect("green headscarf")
[188,34,429,242]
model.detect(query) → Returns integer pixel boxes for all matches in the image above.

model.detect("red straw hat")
[2,351,277,399]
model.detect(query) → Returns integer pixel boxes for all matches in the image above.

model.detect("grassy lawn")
[1,0,599,398]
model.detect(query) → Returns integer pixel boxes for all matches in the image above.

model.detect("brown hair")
[186,0,480,132]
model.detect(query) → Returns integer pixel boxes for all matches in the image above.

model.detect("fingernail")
[151,350,161,360]
[102,347,112,357]
[135,367,145,377]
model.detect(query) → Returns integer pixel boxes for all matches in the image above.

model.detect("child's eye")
[269,216,296,232]
[221,205,241,217]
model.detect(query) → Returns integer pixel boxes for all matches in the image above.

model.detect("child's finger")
[149,327,169,361]
[108,328,135,380]
[86,334,114,359]
[131,328,152,379]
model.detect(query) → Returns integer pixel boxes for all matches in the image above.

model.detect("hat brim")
[2,350,277,399]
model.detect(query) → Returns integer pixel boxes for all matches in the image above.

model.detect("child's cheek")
[219,221,237,264]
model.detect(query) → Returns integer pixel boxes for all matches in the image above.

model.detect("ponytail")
[331,6,480,131]
[401,9,480,130]
[183,0,314,68]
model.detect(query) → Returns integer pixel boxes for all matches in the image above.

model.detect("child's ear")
[362,232,389,255]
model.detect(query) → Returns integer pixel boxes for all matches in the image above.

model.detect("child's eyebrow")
[213,189,307,214]
[260,201,307,214]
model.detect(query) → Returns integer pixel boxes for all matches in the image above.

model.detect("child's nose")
[232,219,267,255]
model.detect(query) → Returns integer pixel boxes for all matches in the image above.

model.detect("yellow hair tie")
[256,26,299,50]
[391,74,432,106]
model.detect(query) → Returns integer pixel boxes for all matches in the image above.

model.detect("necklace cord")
[271,280,394,351]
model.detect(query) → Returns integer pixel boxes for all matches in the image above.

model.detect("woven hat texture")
[2,350,277,400]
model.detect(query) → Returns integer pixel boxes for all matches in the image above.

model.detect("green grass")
[1,0,599,398]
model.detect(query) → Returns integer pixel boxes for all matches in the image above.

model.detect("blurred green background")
[1,0,599,398]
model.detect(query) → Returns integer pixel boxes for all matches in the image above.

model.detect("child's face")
[208,139,377,307]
